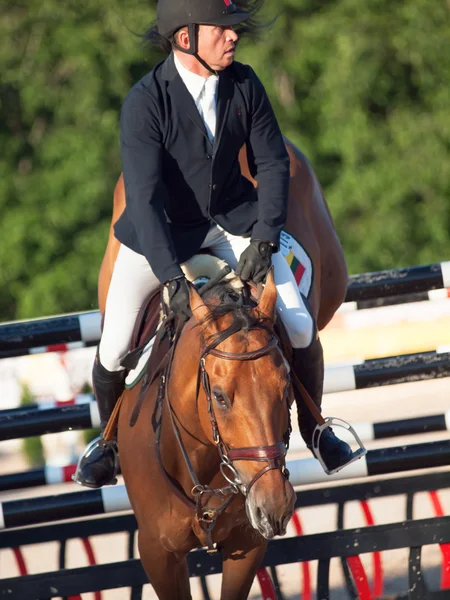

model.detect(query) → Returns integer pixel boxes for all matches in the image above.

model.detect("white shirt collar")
[173,52,218,103]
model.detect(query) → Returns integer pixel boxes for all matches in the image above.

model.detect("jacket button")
[212,184,217,190]
[206,154,212,160]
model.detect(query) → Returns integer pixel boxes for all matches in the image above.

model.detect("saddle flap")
[130,288,163,351]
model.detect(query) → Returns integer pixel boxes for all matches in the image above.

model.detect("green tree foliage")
[242,0,450,274]
[0,1,164,320]
[1,0,449,320]
[20,383,45,466]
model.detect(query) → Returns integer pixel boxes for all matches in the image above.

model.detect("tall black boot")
[73,353,126,489]
[292,337,353,472]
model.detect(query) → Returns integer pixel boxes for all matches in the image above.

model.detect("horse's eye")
[212,387,228,407]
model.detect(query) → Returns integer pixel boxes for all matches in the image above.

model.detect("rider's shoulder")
[122,60,166,112]
[229,61,265,91]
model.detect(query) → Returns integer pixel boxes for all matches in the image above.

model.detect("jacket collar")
[161,52,178,81]
[163,52,234,150]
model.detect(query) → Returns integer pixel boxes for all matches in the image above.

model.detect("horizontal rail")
[324,350,450,393]
[1,351,449,442]
[3,470,450,549]
[0,394,93,416]
[345,261,450,302]
[340,287,450,312]
[0,403,100,441]
[2,516,450,599]
[0,311,101,359]
[3,410,450,491]
[2,440,450,529]
[1,262,449,359]
[0,464,77,492]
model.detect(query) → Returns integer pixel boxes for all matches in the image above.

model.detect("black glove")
[236,240,274,283]
[165,276,192,321]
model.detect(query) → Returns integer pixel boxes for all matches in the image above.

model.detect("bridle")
[199,333,290,495]
[155,316,292,553]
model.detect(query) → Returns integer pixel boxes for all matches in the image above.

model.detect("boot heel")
[72,436,119,488]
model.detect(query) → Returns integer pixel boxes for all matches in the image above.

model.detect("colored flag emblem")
[223,0,232,6]
[285,251,305,285]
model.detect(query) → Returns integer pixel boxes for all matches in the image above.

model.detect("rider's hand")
[165,276,192,321]
[236,240,275,283]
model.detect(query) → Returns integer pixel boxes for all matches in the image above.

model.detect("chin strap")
[172,24,218,75]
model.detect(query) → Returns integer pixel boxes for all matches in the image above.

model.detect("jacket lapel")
[214,69,234,151]
[163,54,210,144]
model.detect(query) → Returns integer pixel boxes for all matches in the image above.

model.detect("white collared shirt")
[174,52,218,143]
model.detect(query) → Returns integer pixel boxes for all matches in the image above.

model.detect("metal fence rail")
[3,516,450,600]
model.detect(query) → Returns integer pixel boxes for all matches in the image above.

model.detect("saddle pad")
[125,335,155,389]
[279,230,313,298]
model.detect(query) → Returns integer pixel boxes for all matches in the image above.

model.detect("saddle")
[127,256,292,374]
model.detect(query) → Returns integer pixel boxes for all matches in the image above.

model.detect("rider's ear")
[256,267,277,321]
[189,287,213,324]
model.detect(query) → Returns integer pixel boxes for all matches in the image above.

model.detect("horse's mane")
[199,282,272,350]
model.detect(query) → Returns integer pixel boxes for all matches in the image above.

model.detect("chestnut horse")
[100,139,348,599]
[119,272,296,598]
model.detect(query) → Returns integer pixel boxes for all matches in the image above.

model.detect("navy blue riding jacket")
[114,52,290,283]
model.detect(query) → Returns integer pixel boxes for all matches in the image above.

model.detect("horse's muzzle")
[244,471,295,539]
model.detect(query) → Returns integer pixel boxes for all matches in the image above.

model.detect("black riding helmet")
[157,0,250,72]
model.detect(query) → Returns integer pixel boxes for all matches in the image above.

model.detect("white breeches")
[99,225,314,371]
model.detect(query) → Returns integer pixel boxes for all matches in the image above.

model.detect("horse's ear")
[189,286,212,324]
[257,267,277,321]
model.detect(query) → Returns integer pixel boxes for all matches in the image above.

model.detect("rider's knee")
[287,314,315,349]
[98,342,126,373]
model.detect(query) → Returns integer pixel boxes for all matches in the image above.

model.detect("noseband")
[199,334,290,497]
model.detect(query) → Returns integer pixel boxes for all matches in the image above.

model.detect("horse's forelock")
[198,283,272,350]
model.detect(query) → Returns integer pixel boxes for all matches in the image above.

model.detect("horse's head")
[186,270,296,539]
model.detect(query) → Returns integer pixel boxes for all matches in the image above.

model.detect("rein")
[155,314,291,553]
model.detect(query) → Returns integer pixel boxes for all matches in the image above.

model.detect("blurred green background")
[1,0,449,321]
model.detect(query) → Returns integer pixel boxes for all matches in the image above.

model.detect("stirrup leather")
[72,436,120,487]
[311,417,367,476]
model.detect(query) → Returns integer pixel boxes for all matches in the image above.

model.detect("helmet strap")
[172,24,218,75]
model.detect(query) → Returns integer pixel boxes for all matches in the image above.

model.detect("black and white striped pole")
[345,261,450,303]
[2,439,450,529]
[1,262,449,359]
[0,485,131,530]
[0,311,101,359]
[0,402,100,441]
[323,350,450,394]
[2,411,450,491]
[1,394,94,416]
[340,287,450,312]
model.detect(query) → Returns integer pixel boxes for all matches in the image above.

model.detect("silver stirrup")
[312,417,367,476]
[72,436,120,487]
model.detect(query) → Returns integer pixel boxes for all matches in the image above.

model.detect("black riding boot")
[292,337,353,472]
[73,353,126,489]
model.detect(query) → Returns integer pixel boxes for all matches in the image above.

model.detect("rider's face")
[197,24,239,71]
